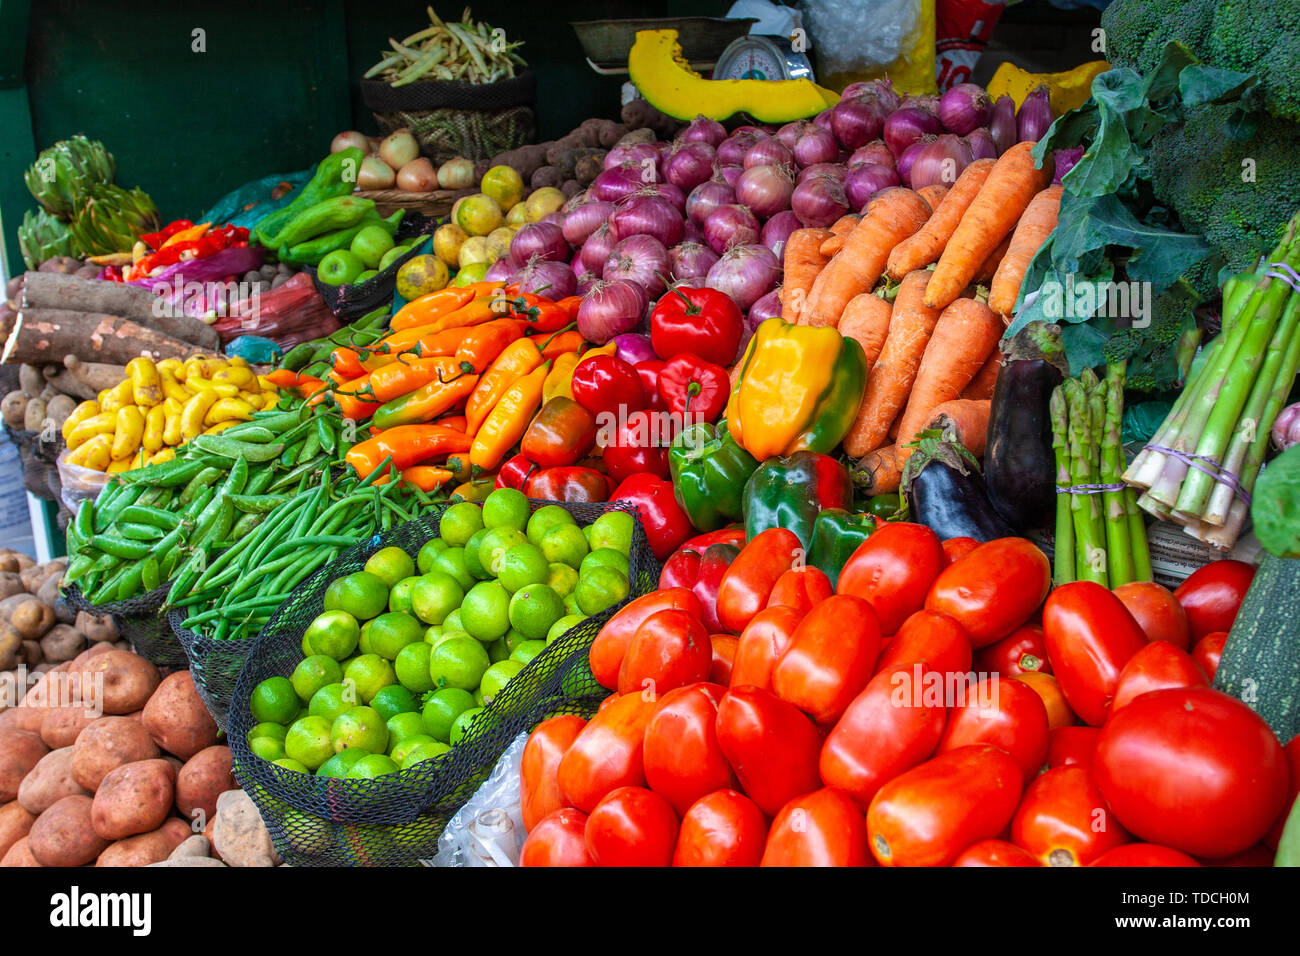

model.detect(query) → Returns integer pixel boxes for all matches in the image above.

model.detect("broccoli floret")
[1103,282,1197,392]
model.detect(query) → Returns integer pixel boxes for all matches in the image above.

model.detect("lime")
[504,628,529,654]
[357,621,374,656]
[443,609,464,633]
[430,547,475,592]
[247,722,288,744]
[527,504,577,547]
[474,687,486,708]
[249,736,285,761]
[575,566,630,615]
[482,487,529,532]
[421,686,476,742]
[401,740,452,769]
[508,584,565,640]
[316,749,368,778]
[464,528,492,579]
[449,707,486,745]
[497,542,549,592]
[480,660,524,704]
[346,754,400,779]
[588,510,634,555]
[370,684,419,723]
[439,501,485,547]
[394,642,434,693]
[416,537,449,574]
[486,637,509,662]
[460,580,511,641]
[545,562,579,598]
[478,527,527,577]
[429,634,491,691]
[364,546,415,587]
[423,625,444,645]
[563,592,582,616]
[367,611,424,660]
[342,654,396,703]
[284,716,334,770]
[250,676,299,724]
[546,613,586,644]
[390,733,436,764]
[309,682,356,723]
[291,655,343,702]
[541,524,590,569]
[388,576,421,614]
[386,712,427,747]
[411,572,464,625]
[330,706,389,754]
[323,571,390,620]
[510,640,546,665]
[301,633,315,658]
[273,758,309,773]
[581,548,630,578]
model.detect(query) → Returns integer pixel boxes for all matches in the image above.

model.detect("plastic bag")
[432,732,528,867]
[211,272,340,348]
[935,0,1009,90]
[726,0,802,34]
[56,447,110,515]
[199,168,315,232]
[798,0,936,93]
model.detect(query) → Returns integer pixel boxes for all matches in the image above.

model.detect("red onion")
[792,172,848,227]
[939,83,992,136]
[1052,147,1084,185]
[748,288,783,327]
[735,164,794,219]
[633,180,686,211]
[540,211,565,228]
[705,243,780,311]
[884,105,943,158]
[678,114,726,147]
[716,164,743,187]
[509,221,568,264]
[592,163,646,203]
[512,257,577,299]
[796,162,847,186]
[577,279,647,344]
[1272,401,1300,451]
[793,125,839,167]
[702,204,760,254]
[901,94,940,114]
[611,332,657,367]
[831,97,889,149]
[849,140,895,170]
[776,120,811,150]
[896,138,930,186]
[561,199,615,246]
[609,195,683,247]
[760,210,800,259]
[842,78,901,113]
[844,163,901,210]
[663,140,716,191]
[603,234,669,298]
[966,128,997,161]
[580,222,616,273]
[908,134,975,191]
[682,219,704,245]
[1017,86,1053,143]
[484,258,514,282]
[669,241,719,281]
[812,109,834,131]
[574,267,600,296]
[744,137,793,169]
[604,142,659,172]
[990,95,1016,154]
[685,177,735,227]
[717,129,767,167]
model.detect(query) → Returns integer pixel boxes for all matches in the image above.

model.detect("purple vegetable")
[663,140,717,191]
[678,114,726,147]
[849,140,895,170]
[831,97,890,150]
[760,210,800,259]
[990,95,1016,154]
[603,234,670,299]
[685,177,735,227]
[669,241,720,281]
[510,221,568,264]
[705,243,780,311]
[884,105,943,158]
[611,332,657,366]
[702,204,760,254]
[966,128,997,161]
[511,258,576,299]
[1052,147,1085,184]
[1017,86,1053,142]
[562,199,615,246]
[793,125,839,167]
[938,83,992,136]
[844,163,901,210]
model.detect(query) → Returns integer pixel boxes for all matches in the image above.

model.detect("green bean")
[121,457,206,486]
[116,522,165,542]
[85,535,152,560]
[191,435,285,461]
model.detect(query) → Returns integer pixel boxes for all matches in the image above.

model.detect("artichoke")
[68,184,161,256]
[17,208,80,269]
[23,135,117,219]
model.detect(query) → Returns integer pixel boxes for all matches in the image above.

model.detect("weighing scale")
[712,34,815,83]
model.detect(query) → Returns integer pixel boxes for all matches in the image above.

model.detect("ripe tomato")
[1203,844,1276,867]
[728,606,802,693]
[585,786,679,867]
[974,624,1051,676]
[1042,581,1147,726]
[924,538,1051,648]
[772,594,881,724]
[716,527,803,634]
[1046,725,1099,771]
[1011,766,1129,866]
[520,808,596,867]
[715,686,823,817]
[1089,843,1200,867]
[820,661,948,807]
[760,788,873,867]
[867,745,1024,867]
[589,588,703,690]
[1266,733,1300,848]
[941,536,979,567]
[936,675,1049,784]
[1113,581,1190,649]
[1192,631,1227,681]
[598,691,619,713]
[766,565,834,615]
[617,608,712,697]
[875,609,972,679]
[557,692,657,812]
[952,840,1041,867]
[1108,640,1208,716]
[672,790,768,867]
[521,715,586,831]
[1173,559,1255,640]
[1012,672,1075,729]
[837,522,945,634]
[1094,687,1291,859]
[643,683,736,816]
[708,633,737,685]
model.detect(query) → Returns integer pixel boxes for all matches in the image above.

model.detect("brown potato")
[39,575,65,614]
[29,794,107,866]
[70,643,114,670]
[91,758,175,840]
[19,661,75,709]
[38,624,83,664]
[72,716,159,791]
[142,671,218,760]
[80,649,159,715]
[9,599,54,640]
[175,746,233,826]
[0,707,45,734]
[95,818,190,867]
[17,747,89,814]
[20,639,41,666]
[40,705,97,749]
[0,623,20,670]
[0,572,24,601]
[0,835,42,866]
[75,611,117,644]
[0,801,37,859]
[0,729,49,802]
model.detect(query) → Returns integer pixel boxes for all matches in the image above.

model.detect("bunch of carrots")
[779,141,1063,494]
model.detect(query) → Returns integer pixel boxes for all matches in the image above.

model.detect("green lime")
[309,682,356,723]
[443,608,464,632]
[546,562,579,598]
[284,716,334,770]
[477,527,527,578]
[486,637,509,662]
[508,584,565,640]
[541,524,590,569]
[291,655,343,702]
[581,548,630,578]
[497,542,549,592]
[273,758,309,773]
[474,687,486,708]
[370,684,419,723]
[450,707,486,745]
[421,687,477,742]
[386,712,427,747]
[357,621,374,656]
[430,547,475,592]
[390,733,436,764]
[588,510,634,555]
[564,591,582,616]
[388,576,420,614]
[423,625,444,645]
[304,610,360,661]
[482,488,529,532]
[330,705,389,754]
[364,546,415,587]
[342,654,396,703]
[346,754,400,779]
[464,528,492,579]
[460,580,510,641]
[546,613,586,644]
[394,642,434,693]
[429,634,491,691]
[527,504,576,547]
[439,501,485,547]
[249,736,285,761]
[250,676,299,724]
[575,566,630,615]
[411,572,464,625]
[510,640,546,665]
[301,633,315,658]
[323,571,390,621]
[247,722,287,744]
[480,660,523,704]
[416,537,449,574]
[367,611,424,660]
[316,749,368,778]
[401,740,452,769]
[504,628,528,654]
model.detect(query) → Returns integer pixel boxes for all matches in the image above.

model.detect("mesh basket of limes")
[227,488,656,865]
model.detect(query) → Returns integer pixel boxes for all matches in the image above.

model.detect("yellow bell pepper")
[987,60,1110,116]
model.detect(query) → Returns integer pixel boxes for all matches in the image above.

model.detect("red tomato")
[1108,640,1208,716]
[1011,766,1129,866]
[715,686,823,817]
[819,661,948,807]
[766,565,834,615]
[1113,581,1191,650]
[941,536,980,567]
[772,594,882,724]
[729,606,802,692]
[1203,844,1277,867]
[588,588,703,690]
[597,691,619,713]
[585,786,679,867]
[837,522,945,634]
[643,683,736,816]
[867,745,1024,867]
[936,675,1049,784]
[521,715,586,831]
[1046,725,1099,771]
[672,789,768,867]
[1089,843,1200,867]
[1192,631,1227,681]
[716,528,803,633]
[708,633,737,685]
[875,609,973,679]
[1013,672,1075,729]
[557,692,657,812]
[1266,733,1300,848]
[617,609,712,697]
[1042,581,1147,726]
[924,538,1051,648]
[760,788,873,867]
[520,808,596,867]
[974,624,1051,676]
[1173,559,1255,640]
[1094,687,1291,859]
[951,840,1042,867]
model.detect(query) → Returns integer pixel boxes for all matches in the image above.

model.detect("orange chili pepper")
[425,296,506,335]
[442,452,473,483]
[456,319,529,373]
[333,373,381,420]
[440,415,468,433]
[371,371,480,430]
[537,329,584,359]
[470,362,551,470]
[464,337,545,434]
[451,478,496,502]
[265,369,328,403]
[507,294,571,332]
[371,465,456,491]
[390,287,477,331]
[345,424,474,478]
[366,356,475,404]
[331,347,366,380]
[265,369,309,388]
[360,326,476,371]
[555,296,582,321]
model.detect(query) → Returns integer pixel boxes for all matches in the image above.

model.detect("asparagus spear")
[1066,377,1108,586]
[1126,488,1152,580]
[1051,386,1075,586]
[1100,365,1134,585]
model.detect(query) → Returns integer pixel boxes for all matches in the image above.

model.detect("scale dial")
[713,34,814,83]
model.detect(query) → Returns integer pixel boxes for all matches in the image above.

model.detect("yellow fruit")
[396,254,451,300]
[525,187,566,221]
[433,222,468,268]
[454,193,503,237]
[480,166,525,212]
[505,202,530,226]
[485,227,515,263]
[452,262,490,287]
[457,235,491,268]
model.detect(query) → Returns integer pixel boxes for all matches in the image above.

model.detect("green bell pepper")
[669,421,758,532]
[280,209,404,266]
[253,146,364,248]
[807,508,876,588]
[862,493,902,520]
[742,451,854,550]
[270,195,376,251]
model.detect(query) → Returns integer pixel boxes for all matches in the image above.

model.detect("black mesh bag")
[170,607,261,735]
[63,580,188,671]
[226,499,656,866]
[307,214,439,322]
[5,424,60,501]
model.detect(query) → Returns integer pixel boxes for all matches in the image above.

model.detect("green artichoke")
[23,135,117,219]
[68,184,161,256]
[17,208,80,269]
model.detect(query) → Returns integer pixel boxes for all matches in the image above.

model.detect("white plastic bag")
[56,446,111,515]
[726,0,803,35]
[433,732,529,867]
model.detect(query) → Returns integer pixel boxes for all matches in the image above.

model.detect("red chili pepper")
[139,219,194,248]
[520,396,598,467]
[524,466,612,502]
[634,359,668,413]
[610,472,694,560]
[496,453,539,491]
[657,354,730,423]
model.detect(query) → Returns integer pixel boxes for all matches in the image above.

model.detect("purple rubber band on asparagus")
[1143,444,1253,507]
[1055,482,1127,495]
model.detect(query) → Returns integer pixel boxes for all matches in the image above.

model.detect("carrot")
[819,215,861,257]
[781,227,832,322]
[961,349,1002,400]
[927,398,992,457]
[885,159,996,281]
[858,444,904,495]
[888,406,903,441]
[802,188,931,328]
[989,185,1063,318]
[894,297,1003,461]
[916,184,949,213]
[923,143,1054,309]
[842,270,942,457]
[837,293,892,373]
[973,232,1012,285]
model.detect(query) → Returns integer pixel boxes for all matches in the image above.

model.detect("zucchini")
[1276,796,1300,866]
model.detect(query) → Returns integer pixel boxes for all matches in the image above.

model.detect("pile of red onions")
[705,244,780,311]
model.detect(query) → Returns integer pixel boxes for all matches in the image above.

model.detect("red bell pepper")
[634,359,668,414]
[571,354,646,420]
[523,466,612,502]
[651,541,740,633]
[139,219,194,248]
[520,396,598,467]
[650,285,743,366]
[496,453,538,491]
[658,528,747,589]
[610,472,694,560]
[657,354,730,423]
[601,410,671,485]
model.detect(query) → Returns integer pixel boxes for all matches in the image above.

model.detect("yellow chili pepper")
[470,361,550,470]
[111,406,145,461]
[180,389,219,440]
[126,357,163,407]
[464,337,545,434]
[159,222,210,248]
[142,405,166,453]
[543,351,582,403]
[61,400,101,442]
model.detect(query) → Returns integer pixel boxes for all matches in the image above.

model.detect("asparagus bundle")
[1051,364,1152,587]
[1124,211,1300,549]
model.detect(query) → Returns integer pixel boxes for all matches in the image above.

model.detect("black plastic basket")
[306,213,438,322]
[224,499,656,866]
[63,580,188,671]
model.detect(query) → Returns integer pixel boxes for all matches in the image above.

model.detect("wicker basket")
[352,189,456,219]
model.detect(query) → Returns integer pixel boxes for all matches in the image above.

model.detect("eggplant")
[984,322,1068,530]
[901,438,1017,541]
